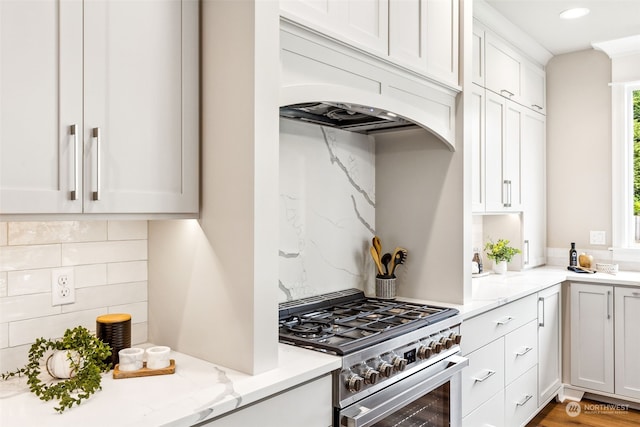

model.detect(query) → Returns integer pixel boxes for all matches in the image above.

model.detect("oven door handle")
[340,355,469,427]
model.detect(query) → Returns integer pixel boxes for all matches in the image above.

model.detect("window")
[612,82,640,254]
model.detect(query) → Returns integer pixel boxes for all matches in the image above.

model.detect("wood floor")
[527,399,640,427]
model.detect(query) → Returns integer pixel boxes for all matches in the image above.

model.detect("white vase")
[493,260,507,275]
[46,350,81,379]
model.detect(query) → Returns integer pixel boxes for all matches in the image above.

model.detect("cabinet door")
[83,0,199,214]
[615,287,640,399]
[471,23,484,86]
[485,91,521,212]
[521,59,546,114]
[485,33,521,100]
[389,0,458,86]
[281,0,388,56]
[0,0,83,214]
[470,84,485,212]
[521,109,546,267]
[570,283,614,393]
[538,284,561,404]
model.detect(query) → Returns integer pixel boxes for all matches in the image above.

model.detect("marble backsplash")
[279,119,376,301]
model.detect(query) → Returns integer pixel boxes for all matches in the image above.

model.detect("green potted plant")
[484,238,521,274]
[1,326,112,413]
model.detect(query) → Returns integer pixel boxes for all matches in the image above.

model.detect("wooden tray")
[113,359,176,379]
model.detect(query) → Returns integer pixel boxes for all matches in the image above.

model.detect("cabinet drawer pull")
[496,316,514,325]
[607,290,611,319]
[500,89,515,98]
[70,124,79,201]
[473,369,496,383]
[515,346,533,357]
[503,180,512,208]
[516,394,533,407]
[92,127,101,201]
[531,104,543,110]
[538,296,545,327]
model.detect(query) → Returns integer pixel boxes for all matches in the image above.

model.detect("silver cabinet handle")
[524,240,530,265]
[515,346,533,357]
[516,394,533,406]
[500,89,515,98]
[607,290,612,319]
[496,316,514,325]
[92,127,101,201]
[70,124,79,201]
[531,104,543,110]
[503,180,512,207]
[473,369,496,382]
[538,296,545,327]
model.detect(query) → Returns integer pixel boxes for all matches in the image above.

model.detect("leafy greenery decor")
[484,238,521,263]
[1,326,112,413]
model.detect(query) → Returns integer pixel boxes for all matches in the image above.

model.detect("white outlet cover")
[590,231,606,245]
[51,267,75,306]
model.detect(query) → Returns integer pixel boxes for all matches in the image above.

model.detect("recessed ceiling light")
[559,7,590,20]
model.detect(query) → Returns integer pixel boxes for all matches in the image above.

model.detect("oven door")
[338,354,468,427]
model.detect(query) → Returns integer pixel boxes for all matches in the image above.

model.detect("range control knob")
[378,362,394,378]
[362,368,380,385]
[450,332,462,345]
[440,336,453,349]
[431,341,443,354]
[346,374,365,393]
[417,345,433,359]
[392,356,408,372]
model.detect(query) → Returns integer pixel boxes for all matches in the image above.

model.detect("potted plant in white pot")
[484,238,520,274]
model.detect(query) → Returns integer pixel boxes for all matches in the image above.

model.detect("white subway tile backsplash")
[0,323,8,349]
[75,264,108,288]
[110,301,148,323]
[7,221,107,245]
[108,261,147,284]
[61,240,147,266]
[9,308,105,347]
[0,220,149,371]
[7,269,51,296]
[0,293,61,323]
[108,221,148,240]
[0,272,6,297]
[0,244,60,272]
[0,222,7,246]
[61,282,147,314]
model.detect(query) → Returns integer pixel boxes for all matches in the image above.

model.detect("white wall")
[546,50,612,251]
[0,221,148,372]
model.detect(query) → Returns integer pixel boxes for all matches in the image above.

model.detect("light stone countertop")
[0,343,341,427]
[3,266,639,427]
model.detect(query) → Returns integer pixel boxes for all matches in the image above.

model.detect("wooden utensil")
[372,236,382,259]
[370,246,384,275]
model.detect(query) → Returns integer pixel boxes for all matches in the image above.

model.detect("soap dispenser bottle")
[569,242,578,266]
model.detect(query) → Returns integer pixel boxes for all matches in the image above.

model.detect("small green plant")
[484,238,521,263]
[634,200,640,216]
[1,326,111,413]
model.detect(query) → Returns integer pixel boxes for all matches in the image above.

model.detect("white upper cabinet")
[521,60,546,114]
[0,0,199,216]
[281,0,460,87]
[485,33,521,100]
[389,0,459,86]
[471,25,485,86]
[280,0,389,56]
[0,1,83,213]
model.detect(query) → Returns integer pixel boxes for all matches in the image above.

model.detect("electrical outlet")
[51,267,75,306]
[590,231,606,245]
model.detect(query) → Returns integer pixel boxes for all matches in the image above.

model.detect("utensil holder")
[96,313,131,367]
[376,276,396,300]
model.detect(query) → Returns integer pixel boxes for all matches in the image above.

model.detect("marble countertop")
[0,343,341,427]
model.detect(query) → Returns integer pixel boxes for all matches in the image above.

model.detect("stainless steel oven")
[337,354,467,427]
[278,289,468,427]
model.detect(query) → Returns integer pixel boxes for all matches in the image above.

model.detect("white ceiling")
[485,0,640,56]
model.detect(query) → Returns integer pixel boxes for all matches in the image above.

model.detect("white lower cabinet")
[462,287,561,427]
[203,374,332,427]
[615,287,640,399]
[504,366,537,427]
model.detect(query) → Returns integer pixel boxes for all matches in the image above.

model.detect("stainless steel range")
[278,289,469,427]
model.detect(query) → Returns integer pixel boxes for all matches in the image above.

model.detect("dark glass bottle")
[569,242,578,266]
